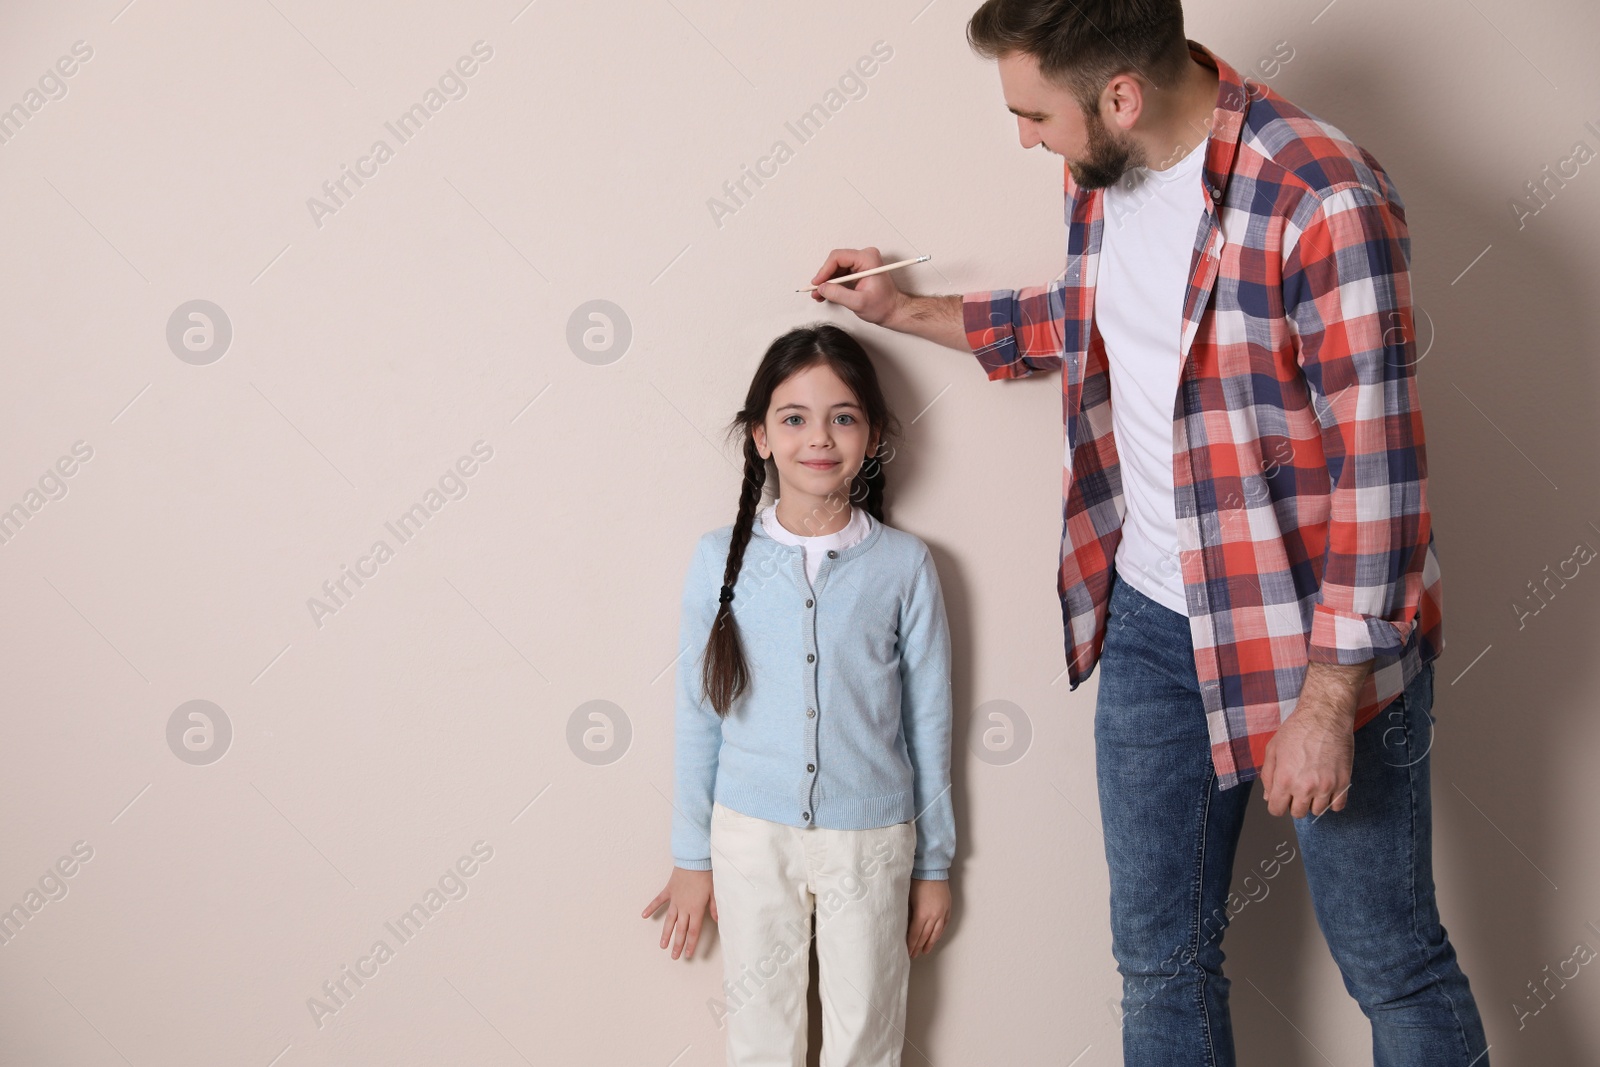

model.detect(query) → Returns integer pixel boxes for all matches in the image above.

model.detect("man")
[809,1,1490,1064]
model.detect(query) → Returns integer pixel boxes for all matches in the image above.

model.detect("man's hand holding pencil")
[808,246,969,352]
[806,246,911,324]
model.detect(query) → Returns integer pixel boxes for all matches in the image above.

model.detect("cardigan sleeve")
[670,536,723,870]
[899,547,955,879]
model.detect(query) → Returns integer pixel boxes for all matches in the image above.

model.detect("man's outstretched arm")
[806,247,1068,379]
[811,246,1068,381]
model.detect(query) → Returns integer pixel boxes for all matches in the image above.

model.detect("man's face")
[997,50,1146,189]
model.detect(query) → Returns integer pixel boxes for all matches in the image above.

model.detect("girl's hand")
[641,867,718,960]
[906,878,951,958]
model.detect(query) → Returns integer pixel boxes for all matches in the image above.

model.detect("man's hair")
[967,0,1191,113]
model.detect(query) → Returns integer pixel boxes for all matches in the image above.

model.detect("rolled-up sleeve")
[962,273,1069,381]
[1282,182,1431,666]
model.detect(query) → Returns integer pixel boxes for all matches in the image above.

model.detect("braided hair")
[700,323,902,717]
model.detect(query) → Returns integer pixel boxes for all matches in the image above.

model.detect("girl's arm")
[671,536,724,871]
[899,547,955,880]
[642,538,722,961]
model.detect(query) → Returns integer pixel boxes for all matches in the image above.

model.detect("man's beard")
[1067,107,1147,190]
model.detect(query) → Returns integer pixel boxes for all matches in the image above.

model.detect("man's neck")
[1143,58,1221,171]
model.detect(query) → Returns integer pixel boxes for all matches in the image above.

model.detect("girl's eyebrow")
[774,402,862,413]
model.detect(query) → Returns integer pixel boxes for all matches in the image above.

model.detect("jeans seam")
[1193,760,1219,1067]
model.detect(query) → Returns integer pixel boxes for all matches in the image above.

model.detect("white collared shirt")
[758,501,872,588]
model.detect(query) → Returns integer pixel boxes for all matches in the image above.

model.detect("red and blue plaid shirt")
[962,40,1442,789]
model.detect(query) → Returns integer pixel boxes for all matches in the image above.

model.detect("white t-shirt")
[1095,135,1209,617]
[759,502,872,588]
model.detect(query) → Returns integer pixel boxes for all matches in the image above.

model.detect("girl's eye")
[834,413,856,425]
[783,415,803,426]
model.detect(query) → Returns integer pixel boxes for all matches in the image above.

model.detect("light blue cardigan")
[671,509,955,879]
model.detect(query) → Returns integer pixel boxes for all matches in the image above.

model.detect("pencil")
[797,254,932,293]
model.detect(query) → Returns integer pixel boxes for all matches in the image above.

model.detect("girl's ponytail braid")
[700,435,768,716]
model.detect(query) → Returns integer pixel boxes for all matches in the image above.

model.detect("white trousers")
[708,801,916,1067]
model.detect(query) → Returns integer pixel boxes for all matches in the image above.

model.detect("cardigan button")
[806,763,815,772]
[802,811,811,821]
[805,599,813,608]
[806,708,815,717]
[806,653,815,663]
[826,550,837,559]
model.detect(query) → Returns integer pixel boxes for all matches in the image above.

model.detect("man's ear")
[1103,72,1144,131]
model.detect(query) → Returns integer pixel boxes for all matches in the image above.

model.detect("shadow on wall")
[1222,46,1599,1067]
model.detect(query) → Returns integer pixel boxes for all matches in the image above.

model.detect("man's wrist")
[882,291,919,332]
[1298,660,1370,723]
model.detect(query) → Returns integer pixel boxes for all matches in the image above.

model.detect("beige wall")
[2,0,1598,1063]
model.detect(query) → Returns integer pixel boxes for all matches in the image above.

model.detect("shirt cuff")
[673,857,712,872]
[1306,602,1413,666]
[911,867,949,881]
[962,290,1024,381]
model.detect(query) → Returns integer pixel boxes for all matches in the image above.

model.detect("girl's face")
[751,362,879,523]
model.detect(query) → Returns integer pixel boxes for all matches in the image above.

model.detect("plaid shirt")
[962,40,1442,789]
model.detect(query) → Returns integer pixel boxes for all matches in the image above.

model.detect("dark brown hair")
[966,0,1191,113]
[700,323,903,717]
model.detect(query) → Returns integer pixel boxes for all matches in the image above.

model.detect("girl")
[642,323,955,1066]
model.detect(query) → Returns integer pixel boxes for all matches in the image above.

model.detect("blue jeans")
[1093,565,1489,1067]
